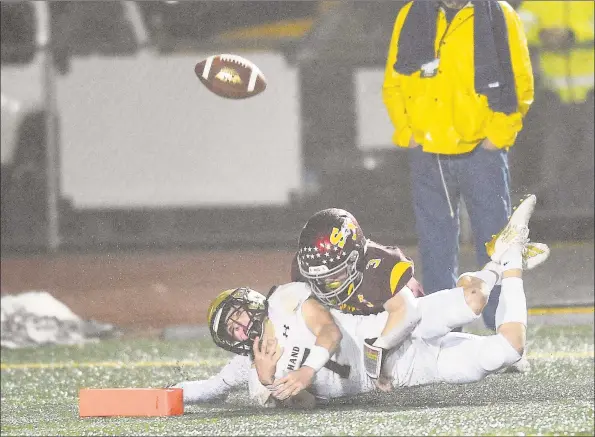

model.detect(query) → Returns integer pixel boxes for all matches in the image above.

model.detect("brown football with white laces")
[194,54,267,99]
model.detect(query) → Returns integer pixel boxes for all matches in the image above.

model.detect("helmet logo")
[329,222,357,248]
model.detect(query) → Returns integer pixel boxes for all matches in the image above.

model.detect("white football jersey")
[266,282,389,399]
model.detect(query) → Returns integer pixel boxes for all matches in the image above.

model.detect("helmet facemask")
[297,208,367,307]
[208,287,267,356]
[298,249,364,306]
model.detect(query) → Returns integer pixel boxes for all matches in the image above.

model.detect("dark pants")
[408,146,512,330]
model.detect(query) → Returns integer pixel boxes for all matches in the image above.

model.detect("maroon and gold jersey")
[290,240,424,315]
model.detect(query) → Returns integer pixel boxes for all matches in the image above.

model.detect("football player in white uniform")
[196,195,547,406]
[176,195,548,406]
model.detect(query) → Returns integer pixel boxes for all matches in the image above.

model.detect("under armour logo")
[283,325,289,338]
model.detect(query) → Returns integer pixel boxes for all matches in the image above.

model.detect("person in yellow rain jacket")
[518,1,594,211]
[382,1,534,342]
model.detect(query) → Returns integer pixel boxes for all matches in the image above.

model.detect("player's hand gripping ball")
[195,54,267,99]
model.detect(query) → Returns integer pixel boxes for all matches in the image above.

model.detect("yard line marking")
[1,351,592,371]
[528,306,594,316]
[528,351,594,359]
[0,359,230,370]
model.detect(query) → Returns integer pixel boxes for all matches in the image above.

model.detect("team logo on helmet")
[330,221,357,248]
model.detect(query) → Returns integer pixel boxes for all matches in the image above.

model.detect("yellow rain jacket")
[383,1,534,154]
[519,1,594,104]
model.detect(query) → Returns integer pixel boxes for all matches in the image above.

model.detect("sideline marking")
[1,352,592,371]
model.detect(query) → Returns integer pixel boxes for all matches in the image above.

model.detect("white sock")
[495,277,527,328]
[500,244,523,271]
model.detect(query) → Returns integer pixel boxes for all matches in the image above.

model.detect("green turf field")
[1,325,593,436]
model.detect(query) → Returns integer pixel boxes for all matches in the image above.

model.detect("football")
[194,54,267,99]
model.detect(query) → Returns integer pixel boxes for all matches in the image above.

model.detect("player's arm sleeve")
[173,355,251,404]
[382,2,413,148]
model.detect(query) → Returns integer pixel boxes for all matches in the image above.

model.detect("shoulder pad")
[267,282,312,315]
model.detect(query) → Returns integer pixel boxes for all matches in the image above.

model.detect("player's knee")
[478,334,522,374]
[457,276,488,315]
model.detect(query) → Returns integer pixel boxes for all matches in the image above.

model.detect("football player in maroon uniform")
[292,208,426,388]
[291,208,424,314]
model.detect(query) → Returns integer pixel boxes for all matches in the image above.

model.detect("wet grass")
[1,324,593,436]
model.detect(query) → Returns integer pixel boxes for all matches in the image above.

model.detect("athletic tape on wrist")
[363,338,385,379]
[302,345,330,372]
[372,336,391,350]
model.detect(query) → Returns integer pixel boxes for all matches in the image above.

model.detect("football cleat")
[523,242,550,270]
[486,194,536,263]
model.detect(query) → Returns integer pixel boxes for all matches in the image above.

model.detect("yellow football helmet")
[207,287,267,355]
